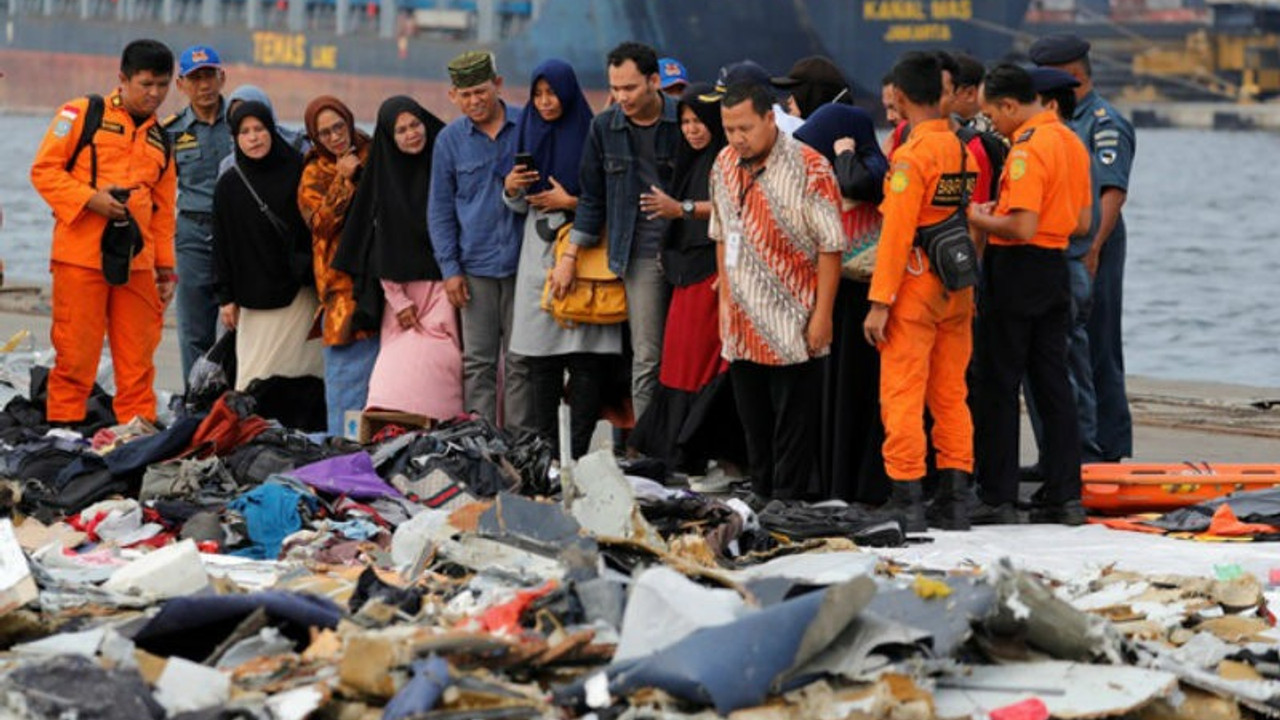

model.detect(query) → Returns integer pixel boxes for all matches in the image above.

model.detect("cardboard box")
[357,410,430,444]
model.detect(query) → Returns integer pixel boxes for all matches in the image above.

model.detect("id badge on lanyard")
[725,230,742,269]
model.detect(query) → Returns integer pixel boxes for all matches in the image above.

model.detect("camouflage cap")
[448,50,497,88]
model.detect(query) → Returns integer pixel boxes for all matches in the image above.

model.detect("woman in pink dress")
[333,96,462,420]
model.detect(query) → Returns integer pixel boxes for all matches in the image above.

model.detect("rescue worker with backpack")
[30,39,177,426]
[864,52,980,533]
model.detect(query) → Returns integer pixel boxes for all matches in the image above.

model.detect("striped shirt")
[709,131,846,366]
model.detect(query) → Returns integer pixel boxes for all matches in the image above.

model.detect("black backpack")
[224,429,334,486]
[64,94,172,186]
[957,125,1007,202]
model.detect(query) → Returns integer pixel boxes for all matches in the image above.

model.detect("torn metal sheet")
[785,609,931,682]
[475,492,599,579]
[439,535,568,584]
[569,451,667,551]
[389,507,454,574]
[613,566,749,662]
[865,576,998,658]
[566,577,876,716]
[11,627,106,658]
[988,562,1124,663]
[478,493,582,551]
[933,661,1177,720]
[574,577,627,631]
[1140,643,1280,717]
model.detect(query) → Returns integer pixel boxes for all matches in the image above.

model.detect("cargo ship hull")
[0,0,1031,119]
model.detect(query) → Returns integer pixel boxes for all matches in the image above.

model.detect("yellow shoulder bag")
[541,224,628,326]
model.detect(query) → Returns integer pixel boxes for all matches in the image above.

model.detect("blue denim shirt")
[428,103,523,279]
[570,94,681,276]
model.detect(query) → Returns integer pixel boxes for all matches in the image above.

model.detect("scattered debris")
[0,383,1270,718]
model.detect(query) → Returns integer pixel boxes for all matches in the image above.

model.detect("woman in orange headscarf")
[297,96,375,437]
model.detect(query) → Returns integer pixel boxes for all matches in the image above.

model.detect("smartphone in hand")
[514,152,536,172]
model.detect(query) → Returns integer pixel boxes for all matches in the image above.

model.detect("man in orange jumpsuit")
[967,64,1093,525]
[30,39,177,425]
[864,52,978,532]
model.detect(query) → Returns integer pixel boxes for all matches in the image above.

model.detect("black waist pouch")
[915,209,978,291]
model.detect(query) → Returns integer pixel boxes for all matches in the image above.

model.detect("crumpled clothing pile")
[0,382,1275,717]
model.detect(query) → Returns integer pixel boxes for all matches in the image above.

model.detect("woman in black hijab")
[795,105,891,505]
[332,96,462,421]
[628,83,745,478]
[212,100,323,409]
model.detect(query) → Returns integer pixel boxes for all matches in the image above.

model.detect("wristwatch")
[681,199,695,219]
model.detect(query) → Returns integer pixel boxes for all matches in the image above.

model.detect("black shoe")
[969,500,1021,525]
[1030,499,1088,526]
[926,469,971,531]
[883,481,927,533]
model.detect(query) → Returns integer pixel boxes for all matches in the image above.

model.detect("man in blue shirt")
[162,45,233,388]
[1031,34,1136,461]
[428,51,530,431]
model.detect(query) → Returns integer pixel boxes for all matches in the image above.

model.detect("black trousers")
[730,358,823,500]
[976,245,1081,506]
[527,353,609,461]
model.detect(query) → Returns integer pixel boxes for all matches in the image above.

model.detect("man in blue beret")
[1030,33,1136,463]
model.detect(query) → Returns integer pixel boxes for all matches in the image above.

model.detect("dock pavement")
[0,293,1275,463]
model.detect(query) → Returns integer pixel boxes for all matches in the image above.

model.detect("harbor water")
[0,116,1277,388]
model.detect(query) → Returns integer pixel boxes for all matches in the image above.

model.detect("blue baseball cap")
[179,45,222,77]
[658,57,689,90]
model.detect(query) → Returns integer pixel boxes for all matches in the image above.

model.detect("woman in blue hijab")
[502,59,621,461]
[796,104,889,202]
[795,104,892,506]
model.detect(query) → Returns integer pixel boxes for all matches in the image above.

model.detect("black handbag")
[233,164,313,287]
[914,137,978,292]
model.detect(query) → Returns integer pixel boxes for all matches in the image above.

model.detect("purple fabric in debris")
[286,452,404,500]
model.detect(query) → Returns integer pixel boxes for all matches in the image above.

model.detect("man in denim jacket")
[568,42,681,421]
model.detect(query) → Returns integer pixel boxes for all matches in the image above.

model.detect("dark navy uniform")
[163,99,234,384]
[1029,32,1137,462]
[1070,89,1135,461]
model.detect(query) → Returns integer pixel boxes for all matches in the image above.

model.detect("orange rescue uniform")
[870,118,978,482]
[988,110,1092,250]
[30,90,176,423]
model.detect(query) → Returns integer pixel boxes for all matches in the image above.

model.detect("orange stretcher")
[1083,462,1280,515]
